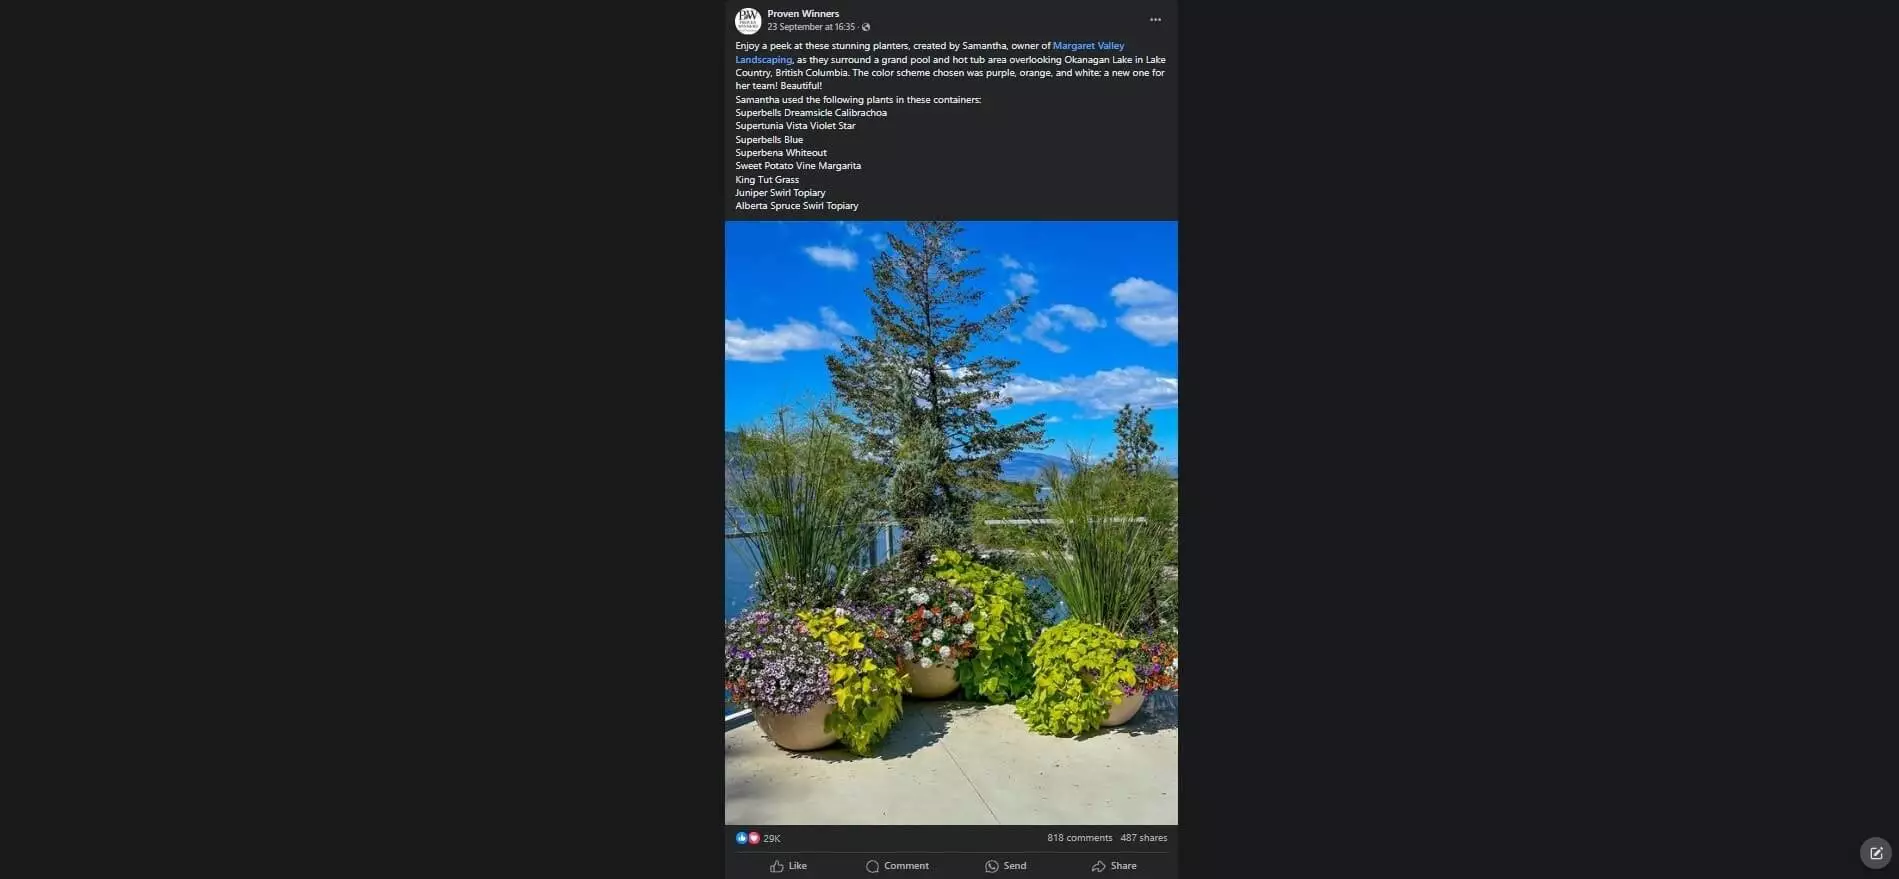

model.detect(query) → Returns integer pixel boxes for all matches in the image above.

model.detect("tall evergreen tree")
[826,221,1047,563]
[1111,404,1159,475]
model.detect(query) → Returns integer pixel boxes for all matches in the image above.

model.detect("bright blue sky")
[726,221,1178,464]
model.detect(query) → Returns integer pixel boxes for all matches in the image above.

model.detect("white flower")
[931,628,945,641]
[913,593,929,605]
[919,657,933,668]
[834,607,848,617]
[962,622,975,634]
[901,642,914,656]
[948,603,963,616]
[1171,656,1178,669]
[921,636,932,647]
[938,645,951,658]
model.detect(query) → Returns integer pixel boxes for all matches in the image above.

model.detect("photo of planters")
[725,220,1179,823]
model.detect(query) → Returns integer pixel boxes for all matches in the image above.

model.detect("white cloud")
[726,308,853,362]
[1110,277,1177,345]
[1022,304,1103,353]
[804,244,859,270]
[1023,325,1066,353]
[1110,278,1174,306]
[1005,333,1022,343]
[818,306,856,335]
[1045,415,1062,424]
[1118,310,1178,345]
[840,222,863,236]
[1003,366,1178,415]
[869,233,886,248]
[1046,304,1102,327]
[1006,272,1038,302]
[999,254,1024,270]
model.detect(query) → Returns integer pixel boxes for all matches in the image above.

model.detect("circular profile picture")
[735,8,762,35]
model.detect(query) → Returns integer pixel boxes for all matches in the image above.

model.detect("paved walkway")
[724,693,1178,824]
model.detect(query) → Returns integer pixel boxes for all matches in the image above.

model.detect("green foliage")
[1017,620,1142,737]
[997,480,1040,505]
[727,407,883,609]
[1035,459,1170,633]
[1142,571,1179,648]
[932,549,1040,703]
[1111,404,1160,475]
[824,221,1048,565]
[798,609,906,756]
[971,479,1053,553]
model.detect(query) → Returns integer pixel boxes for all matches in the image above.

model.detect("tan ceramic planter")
[1102,689,1146,726]
[902,660,961,698]
[753,702,839,751]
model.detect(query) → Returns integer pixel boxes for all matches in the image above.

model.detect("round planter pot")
[753,702,839,751]
[1103,689,1146,727]
[902,659,961,699]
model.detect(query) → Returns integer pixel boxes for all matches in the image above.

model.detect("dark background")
[132,4,1898,878]
[723,0,1176,219]
[726,827,1177,878]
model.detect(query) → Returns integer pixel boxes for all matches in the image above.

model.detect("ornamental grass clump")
[1035,461,1167,634]
[726,407,882,609]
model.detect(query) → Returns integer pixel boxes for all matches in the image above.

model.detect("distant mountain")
[1003,452,1177,481]
[999,451,1077,482]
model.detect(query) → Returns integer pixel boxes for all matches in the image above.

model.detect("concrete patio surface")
[724,692,1177,824]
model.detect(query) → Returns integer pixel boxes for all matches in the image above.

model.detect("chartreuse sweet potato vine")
[796,607,905,756]
[1017,620,1141,737]
[933,550,1039,703]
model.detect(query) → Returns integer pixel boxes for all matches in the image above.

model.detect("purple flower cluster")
[1128,640,1179,694]
[724,610,832,715]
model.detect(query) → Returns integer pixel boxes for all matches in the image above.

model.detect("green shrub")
[1016,619,1141,736]
[933,549,1039,704]
[727,407,882,609]
[797,607,906,756]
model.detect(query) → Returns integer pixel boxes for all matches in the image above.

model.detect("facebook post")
[724,2,1178,876]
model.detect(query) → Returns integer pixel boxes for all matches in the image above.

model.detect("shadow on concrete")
[780,697,956,761]
[1078,690,1179,740]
